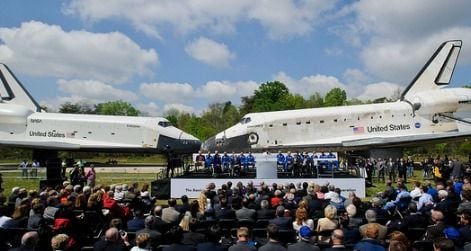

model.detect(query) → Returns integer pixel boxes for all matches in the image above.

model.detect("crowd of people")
[0,155,470,251]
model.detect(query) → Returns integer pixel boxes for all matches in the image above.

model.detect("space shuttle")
[0,64,201,155]
[203,40,471,152]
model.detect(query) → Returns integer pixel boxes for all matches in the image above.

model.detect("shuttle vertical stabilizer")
[0,64,41,112]
[401,40,462,101]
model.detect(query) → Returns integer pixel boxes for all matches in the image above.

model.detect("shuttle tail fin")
[401,40,462,101]
[0,63,41,112]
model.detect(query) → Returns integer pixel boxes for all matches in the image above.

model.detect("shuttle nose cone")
[202,136,216,152]
[157,132,201,154]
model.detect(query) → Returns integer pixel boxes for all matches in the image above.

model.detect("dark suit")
[228,242,257,251]
[404,213,427,228]
[258,241,287,251]
[287,240,320,251]
[257,208,275,220]
[269,217,293,230]
[323,245,350,251]
[136,228,162,248]
[196,242,227,251]
[93,240,127,251]
[217,207,236,220]
[182,231,206,246]
[236,207,256,222]
[127,218,145,232]
[162,244,196,251]
[176,203,191,215]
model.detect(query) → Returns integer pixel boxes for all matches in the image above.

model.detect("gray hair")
[365,209,377,222]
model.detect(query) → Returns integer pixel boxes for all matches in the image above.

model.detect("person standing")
[85,164,96,188]
[406,156,414,178]
[0,173,3,192]
[31,160,39,178]
[398,158,407,183]
[19,160,28,179]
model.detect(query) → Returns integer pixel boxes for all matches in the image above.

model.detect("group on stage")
[195,151,256,176]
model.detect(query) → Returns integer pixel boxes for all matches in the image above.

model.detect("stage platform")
[157,159,365,199]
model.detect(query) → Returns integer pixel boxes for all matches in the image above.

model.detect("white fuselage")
[0,108,200,152]
[208,88,471,151]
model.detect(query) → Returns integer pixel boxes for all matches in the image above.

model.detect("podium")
[256,160,277,179]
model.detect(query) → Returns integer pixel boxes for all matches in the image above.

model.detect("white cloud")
[185,37,235,67]
[274,71,348,97]
[330,1,471,84]
[139,82,194,103]
[57,79,138,101]
[361,29,471,83]
[139,79,258,106]
[136,102,161,117]
[163,103,195,114]
[352,0,471,40]
[0,21,158,83]
[64,0,336,40]
[195,80,258,103]
[274,71,403,101]
[342,68,371,86]
[356,81,402,101]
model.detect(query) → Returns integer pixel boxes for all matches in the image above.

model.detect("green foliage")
[59,102,94,114]
[95,100,140,116]
[346,98,365,105]
[305,92,324,108]
[252,81,290,112]
[0,146,31,162]
[324,88,347,107]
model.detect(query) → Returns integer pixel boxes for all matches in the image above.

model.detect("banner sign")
[170,177,364,198]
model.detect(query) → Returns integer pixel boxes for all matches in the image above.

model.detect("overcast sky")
[1,0,470,116]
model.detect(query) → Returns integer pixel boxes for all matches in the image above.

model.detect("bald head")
[332,229,344,245]
[105,227,120,242]
[21,231,39,248]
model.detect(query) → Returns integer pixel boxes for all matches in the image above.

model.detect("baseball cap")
[443,227,460,240]
[299,226,313,240]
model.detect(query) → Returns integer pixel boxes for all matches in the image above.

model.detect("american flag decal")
[353,126,364,134]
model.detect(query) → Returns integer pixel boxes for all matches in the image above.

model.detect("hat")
[299,226,313,240]
[443,227,460,240]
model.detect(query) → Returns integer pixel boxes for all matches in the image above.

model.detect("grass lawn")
[1,168,430,201]
[0,170,160,196]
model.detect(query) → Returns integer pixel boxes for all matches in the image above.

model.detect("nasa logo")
[415,122,421,128]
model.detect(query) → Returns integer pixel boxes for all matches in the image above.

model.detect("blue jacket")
[276,153,285,165]
[353,239,385,251]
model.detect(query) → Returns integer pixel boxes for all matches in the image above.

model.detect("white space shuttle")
[203,40,471,152]
[0,64,201,155]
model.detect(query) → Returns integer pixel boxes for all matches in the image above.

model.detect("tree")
[324,88,347,107]
[389,87,402,101]
[305,92,324,108]
[164,108,181,126]
[240,95,254,116]
[281,93,305,109]
[58,102,94,114]
[95,100,140,116]
[252,81,290,112]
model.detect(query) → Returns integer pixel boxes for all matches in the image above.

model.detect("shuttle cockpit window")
[158,121,172,127]
[240,117,251,124]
